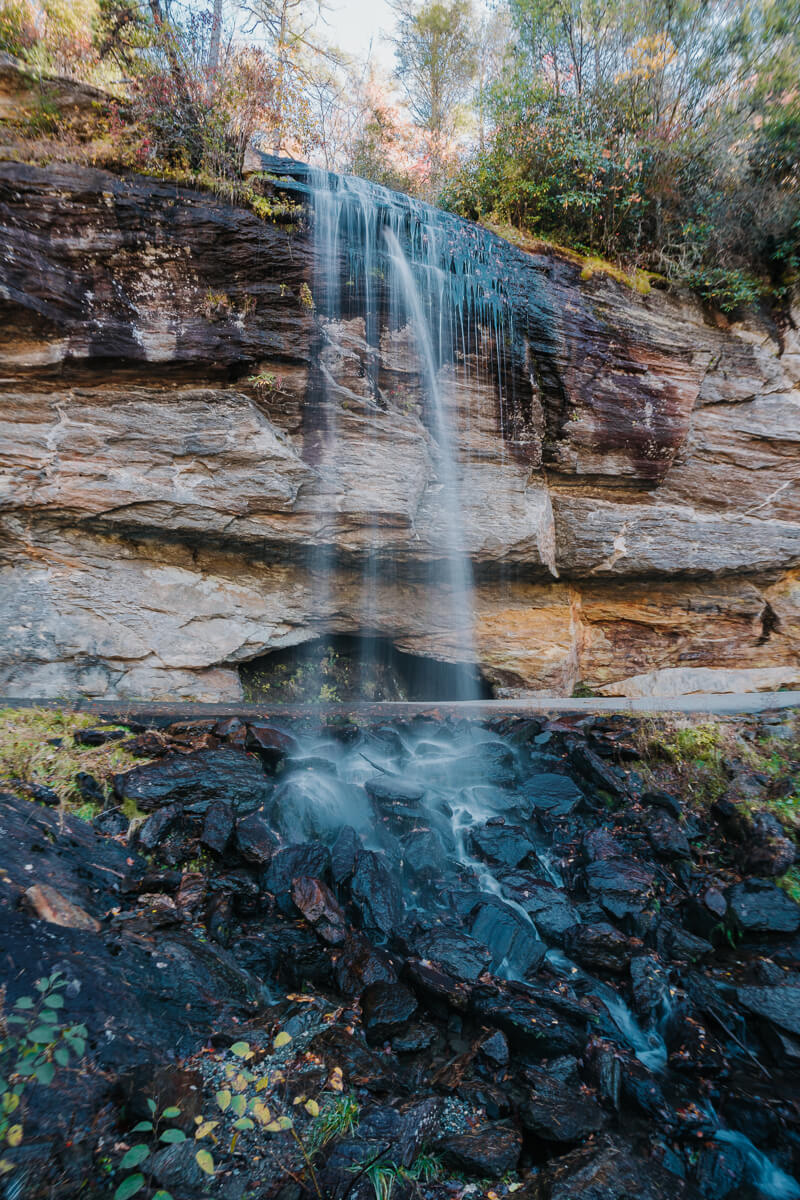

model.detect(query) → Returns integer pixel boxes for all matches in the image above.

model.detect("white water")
[306,169,515,698]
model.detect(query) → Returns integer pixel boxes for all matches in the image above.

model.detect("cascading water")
[306,168,517,701]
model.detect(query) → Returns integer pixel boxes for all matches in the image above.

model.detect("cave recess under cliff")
[238,635,493,703]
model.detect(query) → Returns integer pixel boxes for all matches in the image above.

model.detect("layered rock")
[0,154,798,698]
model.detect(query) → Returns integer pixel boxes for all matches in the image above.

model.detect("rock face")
[1,150,798,698]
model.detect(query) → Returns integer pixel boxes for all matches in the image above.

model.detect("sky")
[325,0,398,70]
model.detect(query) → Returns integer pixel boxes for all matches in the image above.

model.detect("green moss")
[0,706,154,814]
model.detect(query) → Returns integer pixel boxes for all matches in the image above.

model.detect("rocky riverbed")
[1,707,799,1200]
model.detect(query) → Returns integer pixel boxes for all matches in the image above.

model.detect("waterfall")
[306,168,515,701]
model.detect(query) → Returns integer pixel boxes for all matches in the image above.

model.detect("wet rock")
[528,1135,687,1200]
[478,1028,510,1068]
[642,789,683,820]
[404,959,473,1011]
[331,825,361,884]
[21,884,101,932]
[361,981,418,1043]
[391,1021,438,1053]
[470,822,536,868]
[350,850,403,937]
[741,810,796,877]
[502,877,580,945]
[564,923,641,973]
[585,857,654,919]
[201,800,234,854]
[400,828,447,878]
[114,747,271,813]
[13,779,60,806]
[135,804,182,853]
[630,955,671,1019]
[356,1097,442,1166]
[206,892,234,946]
[472,983,588,1057]
[413,928,491,981]
[568,742,628,798]
[439,1125,521,1176]
[655,920,713,963]
[245,720,297,768]
[519,772,585,817]
[75,771,105,805]
[519,1065,605,1141]
[74,727,127,747]
[736,984,800,1036]
[265,843,331,899]
[334,933,398,995]
[93,808,129,836]
[471,895,546,974]
[292,876,347,944]
[647,811,692,861]
[726,879,800,935]
[582,828,626,862]
[235,812,279,865]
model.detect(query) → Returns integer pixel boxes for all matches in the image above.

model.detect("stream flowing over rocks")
[2,710,799,1200]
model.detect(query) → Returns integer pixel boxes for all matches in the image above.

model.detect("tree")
[390,0,477,194]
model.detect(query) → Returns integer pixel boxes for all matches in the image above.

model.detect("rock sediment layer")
[1,159,798,698]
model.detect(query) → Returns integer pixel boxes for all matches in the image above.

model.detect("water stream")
[306,169,516,700]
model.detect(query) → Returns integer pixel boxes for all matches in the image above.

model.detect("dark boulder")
[736,984,800,1036]
[527,1136,689,1200]
[331,825,361,884]
[642,788,683,820]
[519,1065,605,1141]
[412,928,491,982]
[741,810,796,877]
[334,933,398,995]
[630,955,671,1019]
[563,923,642,973]
[265,843,331,899]
[93,807,129,836]
[355,1097,442,1166]
[470,822,536,868]
[470,896,546,974]
[135,804,182,853]
[235,812,279,865]
[726,879,800,935]
[245,720,298,768]
[582,829,625,862]
[518,772,585,817]
[350,850,403,936]
[472,983,589,1057]
[74,727,127,747]
[361,981,418,1043]
[200,800,234,854]
[647,811,692,861]
[75,771,105,805]
[439,1125,521,1176]
[114,747,271,813]
[400,828,447,878]
[585,857,654,919]
[502,877,580,945]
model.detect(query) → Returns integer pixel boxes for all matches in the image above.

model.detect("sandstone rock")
[0,159,798,699]
[21,884,100,932]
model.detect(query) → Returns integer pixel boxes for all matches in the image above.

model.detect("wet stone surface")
[1,712,799,1200]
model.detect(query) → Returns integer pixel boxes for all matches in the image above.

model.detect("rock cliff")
[1,156,799,699]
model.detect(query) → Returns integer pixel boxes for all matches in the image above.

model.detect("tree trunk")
[208,0,223,75]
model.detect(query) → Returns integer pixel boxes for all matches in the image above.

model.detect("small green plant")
[318,683,339,703]
[778,866,800,904]
[299,282,314,310]
[0,972,87,1176]
[306,1094,359,1153]
[247,370,276,392]
[204,291,230,318]
[113,1098,215,1200]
